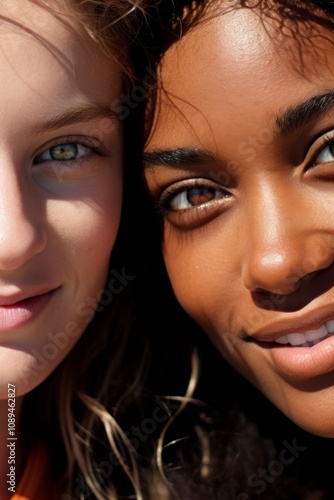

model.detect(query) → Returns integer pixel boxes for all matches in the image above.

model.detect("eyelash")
[309,131,334,168]
[33,136,110,166]
[154,130,334,226]
[157,178,230,219]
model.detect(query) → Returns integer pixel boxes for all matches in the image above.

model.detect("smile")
[275,321,334,347]
[0,289,56,331]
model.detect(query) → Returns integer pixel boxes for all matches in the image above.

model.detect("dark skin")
[144,4,334,438]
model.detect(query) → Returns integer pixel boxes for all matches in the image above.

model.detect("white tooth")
[305,325,328,342]
[326,320,334,333]
[286,333,307,346]
[275,335,289,344]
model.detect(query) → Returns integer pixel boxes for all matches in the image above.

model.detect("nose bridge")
[242,178,329,294]
[0,164,45,270]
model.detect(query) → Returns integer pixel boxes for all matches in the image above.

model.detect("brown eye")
[170,186,226,210]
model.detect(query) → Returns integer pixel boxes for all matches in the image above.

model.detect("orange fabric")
[11,443,60,500]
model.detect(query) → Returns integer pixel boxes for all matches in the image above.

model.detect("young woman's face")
[0,1,123,398]
[144,7,334,436]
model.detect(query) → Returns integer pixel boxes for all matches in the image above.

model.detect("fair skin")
[0,1,123,496]
[144,5,334,438]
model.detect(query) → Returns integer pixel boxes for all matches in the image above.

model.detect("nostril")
[252,276,304,296]
[244,269,302,295]
[251,290,293,310]
[251,263,334,312]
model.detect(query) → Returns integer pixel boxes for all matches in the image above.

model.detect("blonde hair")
[20,1,178,499]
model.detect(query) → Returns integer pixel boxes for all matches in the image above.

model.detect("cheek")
[163,231,244,353]
[163,237,223,325]
[80,179,123,302]
[164,246,251,376]
[79,189,122,263]
[50,168,123,266]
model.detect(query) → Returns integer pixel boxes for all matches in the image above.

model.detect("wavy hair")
[20,1,179,499]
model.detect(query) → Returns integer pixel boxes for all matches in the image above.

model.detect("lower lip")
[0,291,55,331]
[261,334,334,379]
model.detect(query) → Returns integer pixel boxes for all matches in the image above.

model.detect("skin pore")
[0,1,122,495]
[144,4,334,438]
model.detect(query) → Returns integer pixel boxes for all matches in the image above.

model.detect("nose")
[0,169,46,271]
[241,184,333,295]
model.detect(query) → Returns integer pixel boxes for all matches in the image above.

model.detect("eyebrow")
[275,90,334,135]
[144,90,334,169]
[29,104,120,136]
[143,147,218,169]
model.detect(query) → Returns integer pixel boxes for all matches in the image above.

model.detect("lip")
[247,304,334,379]
[249,304,334,342]
[268,335,334,379]
[0,288,57,331]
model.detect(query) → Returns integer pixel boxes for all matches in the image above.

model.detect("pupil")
[187,186,216,206]
[51,144,77,161]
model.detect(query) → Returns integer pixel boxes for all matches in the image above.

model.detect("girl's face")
[0,1,123,398]
[144,7,334,436]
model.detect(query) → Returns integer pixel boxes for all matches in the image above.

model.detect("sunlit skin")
[144,6,334,437]
[0,1,123,492]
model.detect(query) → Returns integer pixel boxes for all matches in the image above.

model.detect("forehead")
[148,6,334,149]
[0,0,121,117]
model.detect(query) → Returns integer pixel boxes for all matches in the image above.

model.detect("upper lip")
[248,304,334,343]
[0,287,57,306]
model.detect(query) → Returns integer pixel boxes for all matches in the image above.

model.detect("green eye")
[50,144,78,160]
[35,143,89,163]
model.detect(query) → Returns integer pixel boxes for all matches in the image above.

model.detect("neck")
[0,395,25,500]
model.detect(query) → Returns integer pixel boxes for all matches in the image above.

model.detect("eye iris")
[187,186,217,206]
[50,144,78,161]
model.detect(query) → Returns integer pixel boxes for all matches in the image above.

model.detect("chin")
[274,396,334,439]
[293,418,334,439]
[0,347,63,399]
